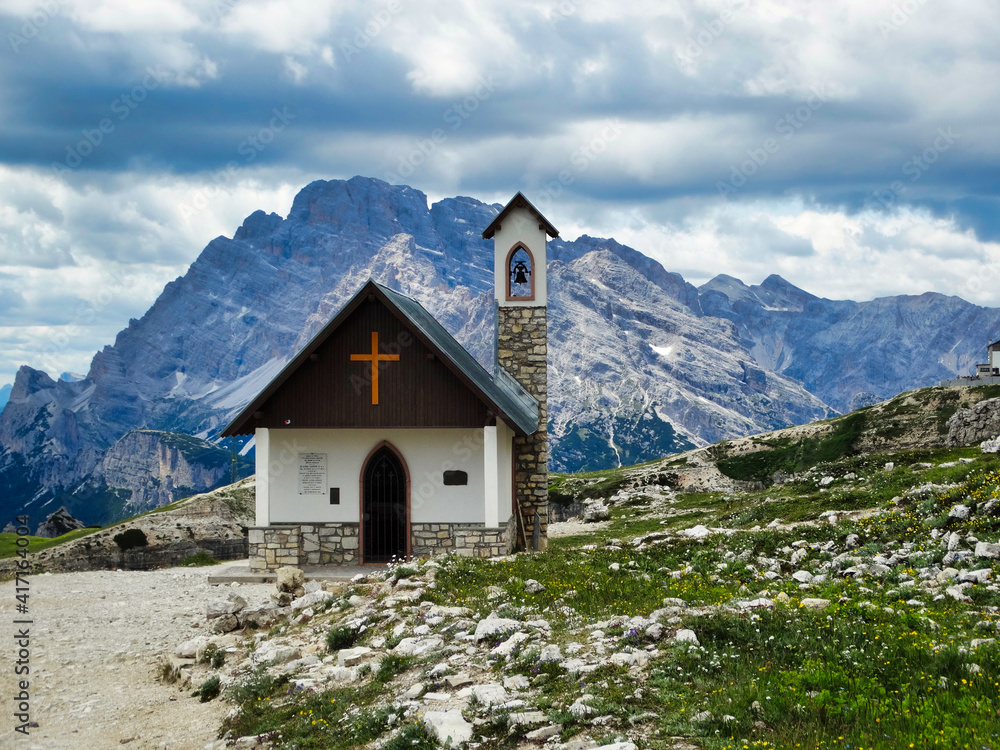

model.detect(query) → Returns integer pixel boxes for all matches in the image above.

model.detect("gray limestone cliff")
[99,430,238,514]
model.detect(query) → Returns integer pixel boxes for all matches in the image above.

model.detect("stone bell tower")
[482,193,558,550]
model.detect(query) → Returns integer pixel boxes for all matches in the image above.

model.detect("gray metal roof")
[376,283,540,435]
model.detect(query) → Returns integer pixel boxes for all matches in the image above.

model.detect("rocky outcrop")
[946,398,1000,446]
[0,478,254,575]
[35,506,85,538]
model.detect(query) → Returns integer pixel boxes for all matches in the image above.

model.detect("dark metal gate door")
[362,446,407,563]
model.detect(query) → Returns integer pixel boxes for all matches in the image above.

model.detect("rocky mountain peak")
[234,209,284,241]
[9,364,58,402]
[756,273,817,310]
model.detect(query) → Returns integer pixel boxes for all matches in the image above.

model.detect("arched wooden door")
[361,444,409,563]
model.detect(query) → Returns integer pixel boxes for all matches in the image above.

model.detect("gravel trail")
[1,561,272,750]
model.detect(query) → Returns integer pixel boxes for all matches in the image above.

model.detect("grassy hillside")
[0,527,100,558]
[193,385,1000,750]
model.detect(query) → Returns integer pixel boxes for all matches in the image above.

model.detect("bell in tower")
[508,248,532,298]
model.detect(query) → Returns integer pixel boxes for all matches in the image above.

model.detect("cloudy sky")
[1,0,998,388]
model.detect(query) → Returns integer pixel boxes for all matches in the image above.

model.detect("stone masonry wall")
[302,523,359,565]
[251,522,502,570]
[249,525,301,572]
[250,524,359,571]
[411,523,508,558]
[497,306,548,549]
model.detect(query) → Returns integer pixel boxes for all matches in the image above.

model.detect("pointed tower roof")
[482,192,559,240]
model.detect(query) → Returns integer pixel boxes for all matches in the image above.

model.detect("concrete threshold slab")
[207,560,391,585]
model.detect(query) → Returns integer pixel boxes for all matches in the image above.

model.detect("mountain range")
[2,176,998,527]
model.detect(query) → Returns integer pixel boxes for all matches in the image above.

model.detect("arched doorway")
[361,443,409,563]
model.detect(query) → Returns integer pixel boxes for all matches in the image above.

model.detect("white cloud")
[0,165,306,386]
[599,201,1000,307]
[66,0,202,33]
[220,0,343,55]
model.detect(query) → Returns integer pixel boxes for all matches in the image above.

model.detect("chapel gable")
[228,290,491,432]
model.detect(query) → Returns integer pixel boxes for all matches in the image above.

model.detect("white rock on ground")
[678,524,712,539]
[674,629,699,645]
[975,541,1000,559]
[394,636,444,656]
[337,646,372,667]
[423,711,474,745]
[539,644,563,662]
[474,612,522,642]
[491,631,531,658]
[949,504,971,521]
[471,683,508,706]
[206,592,247,618]
[800,598,832,610]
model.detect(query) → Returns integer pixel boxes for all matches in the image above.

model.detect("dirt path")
[1,561,272,749]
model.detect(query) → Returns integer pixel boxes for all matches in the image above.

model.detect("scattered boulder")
[569,695,597,717]
[980,437,1000,453]
[393,636,444,657]
[948,505,971,522]
[800,598,832,610]
[975,541,1000,559]
[337,647,372,667]
[422,711,473,746]
[678,524,712,539]
[255,644,301,666]
[674,629,699,645]
[175,636,211,659]
[35,507,85,538]
[583,500,611,522]
[474,612,521,642]
[272,566,306,606]
[291,589,335,611]
[210,613,240,634]
[207,593,247,619]
[444,674,473,689]
[539,644,563,662]
[471,683,508,707]
[491,632,531,658]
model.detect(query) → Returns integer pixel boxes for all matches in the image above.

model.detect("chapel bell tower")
[482,192,559,550]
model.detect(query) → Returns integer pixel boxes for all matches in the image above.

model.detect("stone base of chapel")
[248,518,516,572]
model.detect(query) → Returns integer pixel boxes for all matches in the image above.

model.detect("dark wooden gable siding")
[250,296,490,430]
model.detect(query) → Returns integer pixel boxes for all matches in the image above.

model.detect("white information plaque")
[297,453,327,495]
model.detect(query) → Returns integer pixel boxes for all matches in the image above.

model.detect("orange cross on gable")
[350,331,400,405]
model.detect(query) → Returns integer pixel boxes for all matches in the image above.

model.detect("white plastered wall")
[255,427,270,526]
[493,206,548,306]
[483,421,514,527]
[256,428,487,524]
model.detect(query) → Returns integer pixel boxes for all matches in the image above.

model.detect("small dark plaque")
[330,487,340,505]
[443,470,468,486]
